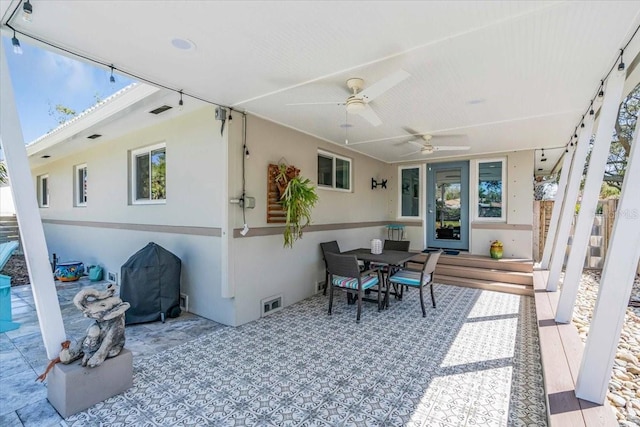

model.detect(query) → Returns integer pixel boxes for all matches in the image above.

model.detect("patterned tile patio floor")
[0,279,547,426]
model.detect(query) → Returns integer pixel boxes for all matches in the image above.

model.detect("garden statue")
[36,284,130,381]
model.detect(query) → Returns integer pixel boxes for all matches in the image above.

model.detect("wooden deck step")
[434,274,534,296]
[410,252,533,273]
[438,254,533,273]
[436,264,533,286]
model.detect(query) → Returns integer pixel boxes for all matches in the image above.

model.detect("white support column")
[555,69,626,322]
[575,108,640,404]
[540,145,575,269]
[1,42,66,358]
[546,115,594,291]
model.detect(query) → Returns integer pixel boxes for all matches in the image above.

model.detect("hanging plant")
[275,163,319,248]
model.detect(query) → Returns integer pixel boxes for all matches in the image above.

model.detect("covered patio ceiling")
[2,1,640,173]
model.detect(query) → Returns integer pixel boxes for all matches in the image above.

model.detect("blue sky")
[3,37,135,143]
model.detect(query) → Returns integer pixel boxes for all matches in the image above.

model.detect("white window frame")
[131,142,166,205]
[397,165,422,219]
[317,149,352,192]
[472,157,507,222]
[38,174,49,208]
[74,163,87,207]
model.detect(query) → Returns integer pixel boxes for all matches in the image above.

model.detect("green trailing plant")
[276,163,319,248]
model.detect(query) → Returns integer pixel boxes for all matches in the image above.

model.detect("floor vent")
[261,295,283,317]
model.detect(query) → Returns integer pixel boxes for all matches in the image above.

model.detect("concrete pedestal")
[47,348,133,418]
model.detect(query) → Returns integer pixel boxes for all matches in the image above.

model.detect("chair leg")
[356,289,362,323]
[419,286,426,317]
[328,281,334,315]
[430,282,436,308]
[323,270,328,296]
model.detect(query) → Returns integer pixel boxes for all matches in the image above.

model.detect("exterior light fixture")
[618,49,625,71]
[597,81,604,99]
[22,0,33,21]
[11,31,22,55]
[109,65,115,84]
[178,91,184,109]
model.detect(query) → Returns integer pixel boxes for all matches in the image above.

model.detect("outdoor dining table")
[340,248,421,308]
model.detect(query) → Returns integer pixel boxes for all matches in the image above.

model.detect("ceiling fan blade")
[432,145,471,151]
[431,134,467,139]
[400,149,423,158]
[358,69,410,103]
[285,101,344,106]
[357,104,382,127]
[406,139,425,148]
[402,126,424,138]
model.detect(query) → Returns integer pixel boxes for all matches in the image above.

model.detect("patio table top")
[341,248,419,266]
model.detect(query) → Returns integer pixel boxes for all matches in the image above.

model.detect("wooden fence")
[534,199,619,268]
[0,215,21,254]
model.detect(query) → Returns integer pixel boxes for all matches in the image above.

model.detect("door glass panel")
[478,161,503,218]
[434,169,461,241]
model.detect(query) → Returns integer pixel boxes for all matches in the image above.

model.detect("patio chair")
[388,249,442,317]
[320,241,341,296]
[325,252,381,323]
[320,241,365,296]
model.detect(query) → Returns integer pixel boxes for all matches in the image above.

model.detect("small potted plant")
[275,163,319,248]
[490,240,503,259]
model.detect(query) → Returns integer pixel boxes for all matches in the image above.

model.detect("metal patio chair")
[388,249,442,317]
[325,252,381,323]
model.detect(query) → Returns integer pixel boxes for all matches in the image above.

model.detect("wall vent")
[87,134,102,139]
[149,105,173,115]
[107,271,118,284]
[261,295,283,317]
[179,293,189,312]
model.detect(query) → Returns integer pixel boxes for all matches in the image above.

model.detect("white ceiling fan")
[399,127,470,157]
[286,69,410,127]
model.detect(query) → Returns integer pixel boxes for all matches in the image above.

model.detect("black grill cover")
[121,242,182,325]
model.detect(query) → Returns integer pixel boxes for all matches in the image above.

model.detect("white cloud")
[40,50,98,95]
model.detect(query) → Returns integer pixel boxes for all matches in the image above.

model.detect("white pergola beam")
[555,68,626,322]
[540,145,575,269]
[1,43,66,359]
[575,106,640,404]
[546,116,594,291]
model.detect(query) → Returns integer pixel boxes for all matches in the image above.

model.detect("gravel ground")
[0,253,30,285]
[572,270,640,427]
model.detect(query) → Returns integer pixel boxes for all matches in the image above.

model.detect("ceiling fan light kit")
[287,70,410,128]
[345,97,366,113]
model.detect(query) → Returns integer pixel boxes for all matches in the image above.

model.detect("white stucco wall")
[0,184,15,215]
[228,115,394,326]
[30,106,235,325]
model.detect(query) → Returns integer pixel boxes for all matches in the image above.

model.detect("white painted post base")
[47,349,133,418]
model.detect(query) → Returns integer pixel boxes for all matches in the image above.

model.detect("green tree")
[48,102,77,126]
[0,161,7,185]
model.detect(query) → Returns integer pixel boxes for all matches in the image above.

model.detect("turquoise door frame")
[426,161,469,250]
